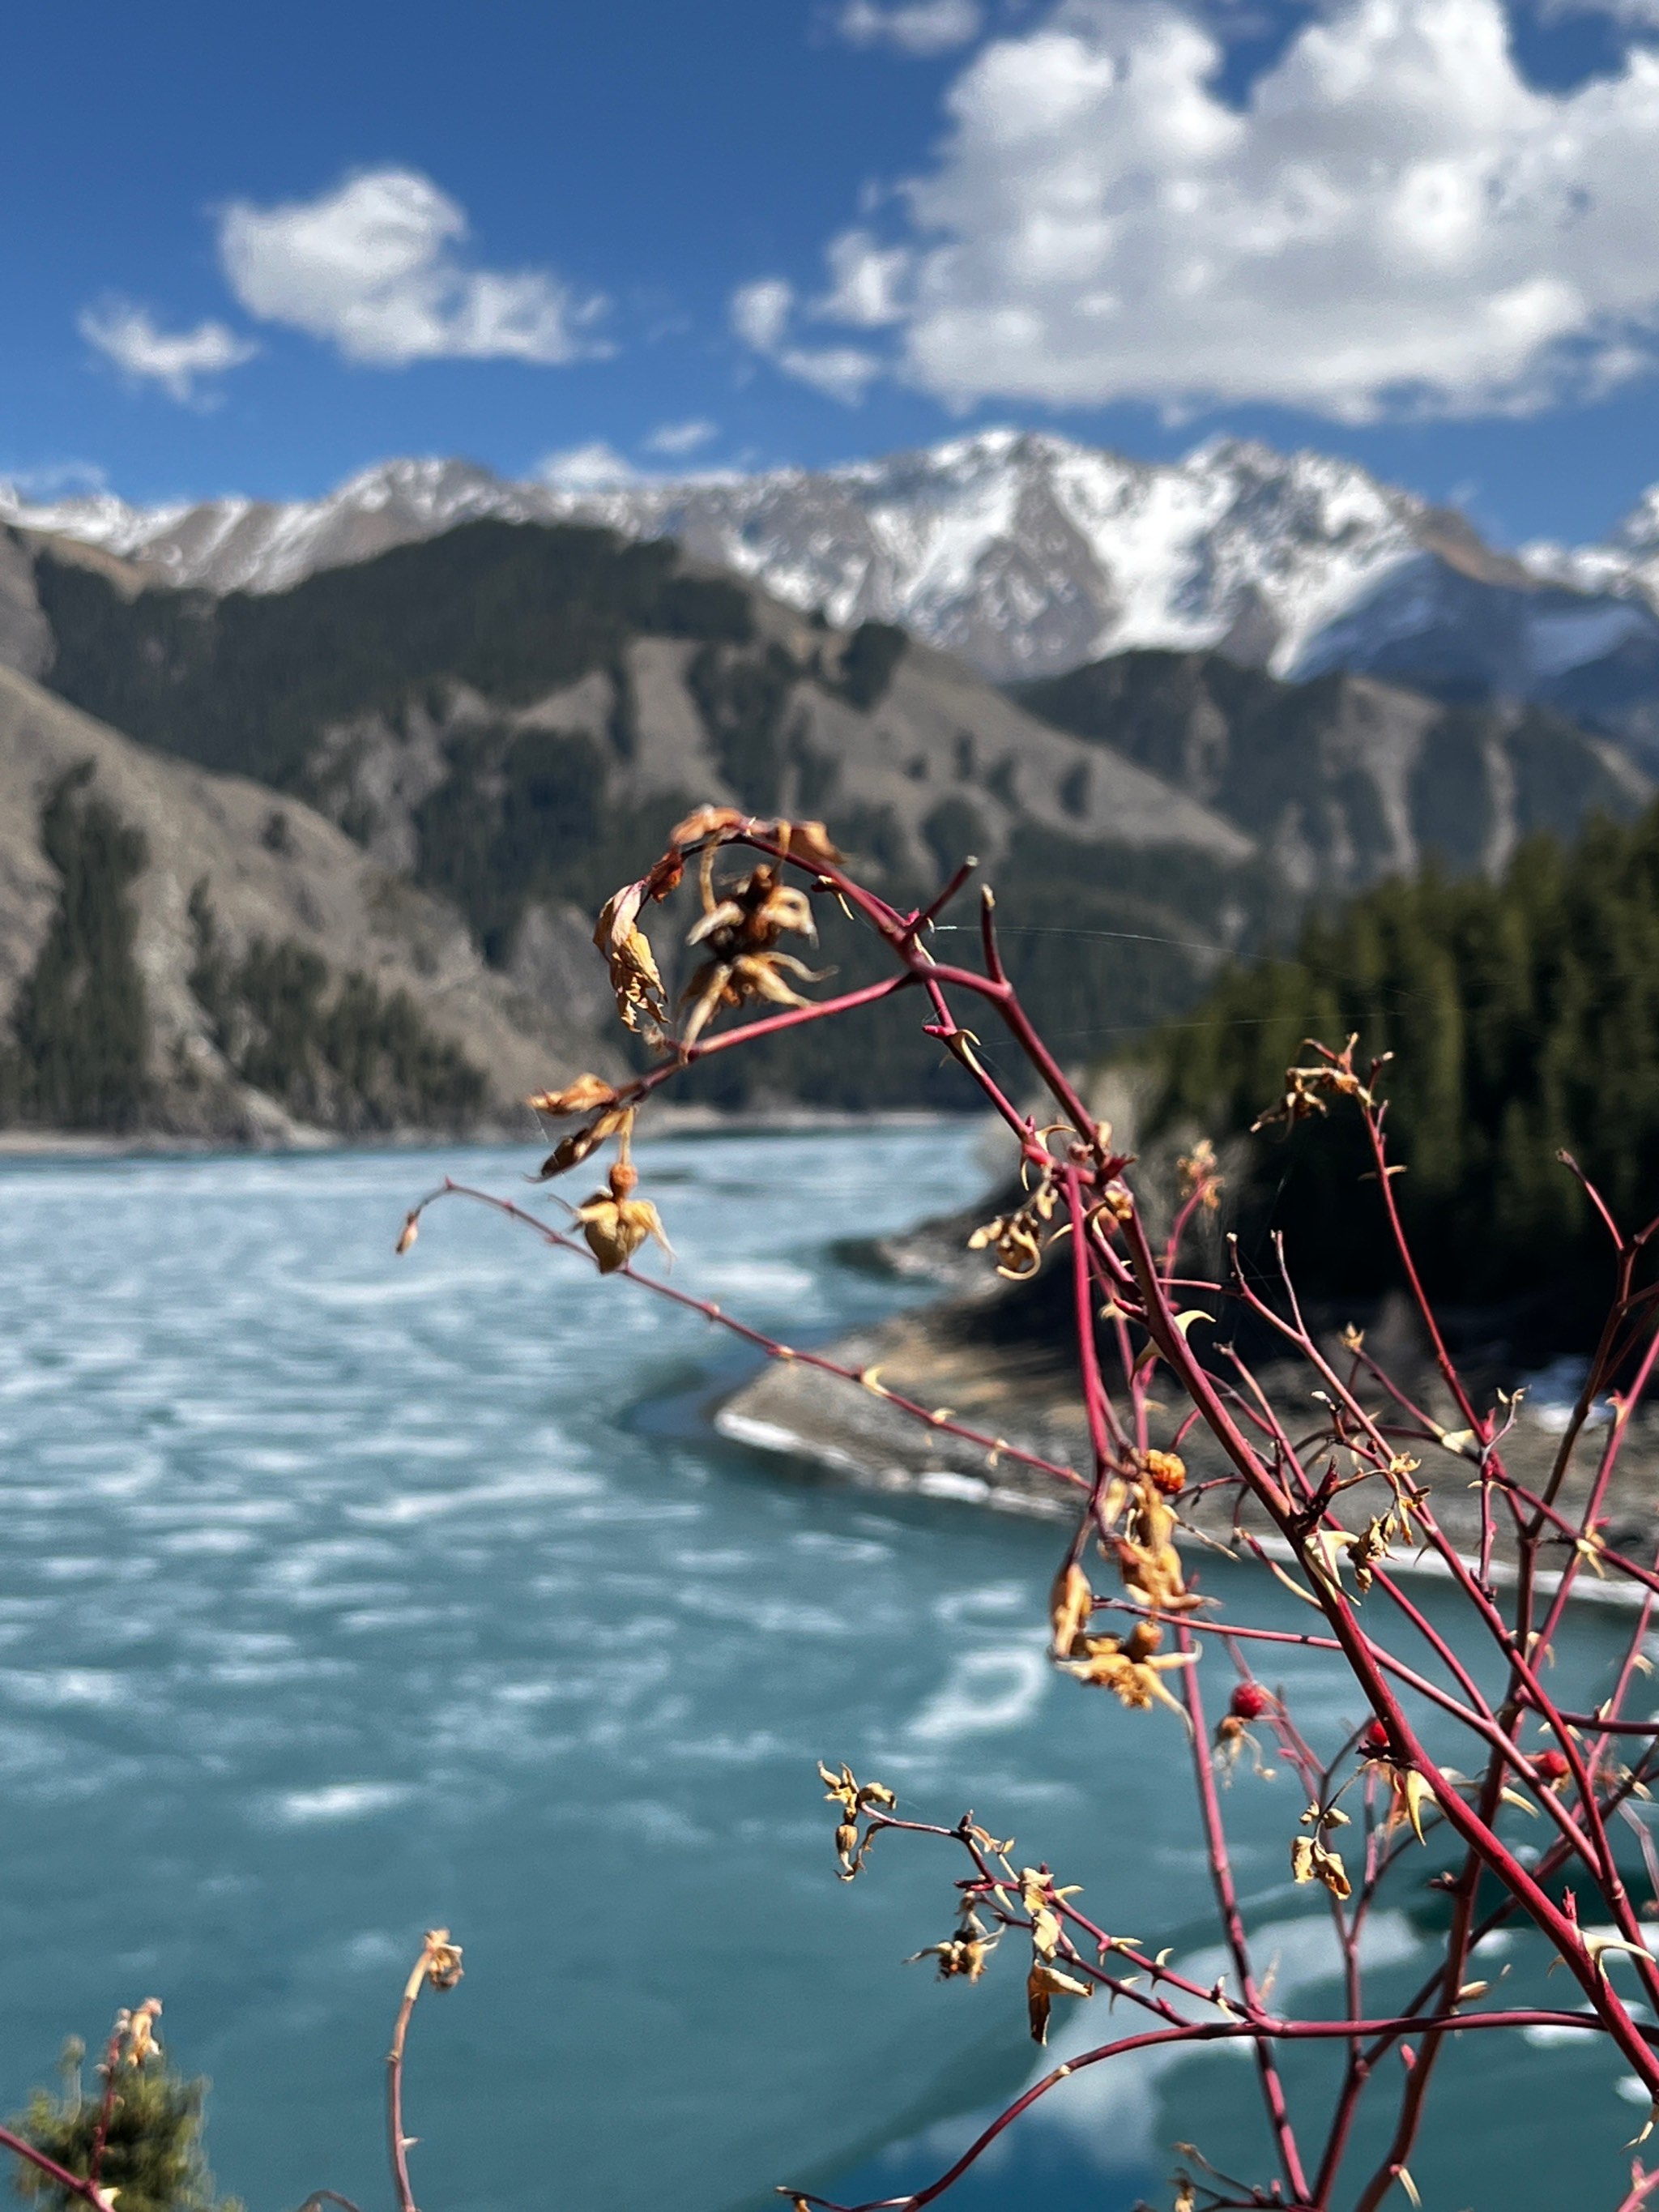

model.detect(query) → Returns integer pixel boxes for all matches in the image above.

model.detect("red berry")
[1533,1749,1571,1783]
[1230,1680,1272,1722]
[1360,1720,1391,1757]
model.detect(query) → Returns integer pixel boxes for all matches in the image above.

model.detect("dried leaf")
[775,819,843,870]
[1290,1833,1351,1899]
[1026,1960,1094,2043]
[527,1074,621,1117]
[1049,1561,1094,1657]
[670,804,749,848]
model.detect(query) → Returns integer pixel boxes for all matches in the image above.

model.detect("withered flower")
[1026,1960,1094,2044]
[907,1903,999,1982]
[818,1759,896,1880]
[968,1177,1059,1281]
[907,1932,998,1981]
[1108,1470,1203,1618]
[1176,1138,1224,1211]
[1094,1184,1136,1226]
[817,1760,896,1818]
[1291,1803,1352,1898]
[1350,1512,1397,1593]
[576,1160,673,1274]
[1214,1712,1277,1782]
[421,1928,464,1990]
[1060,1627,1196,1718]
[680,856,830,1048]
[394,1213,420,1256]
[122,2000,163,2069]
[1253,1033,1384,1133]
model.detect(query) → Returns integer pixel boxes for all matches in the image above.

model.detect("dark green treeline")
[1135,805,1659,1333]
[0,765,151,1128]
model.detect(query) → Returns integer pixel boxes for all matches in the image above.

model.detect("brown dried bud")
[1141,1450,1186,1497]
[422,1929,464,1990]
[394,1214,419,1257]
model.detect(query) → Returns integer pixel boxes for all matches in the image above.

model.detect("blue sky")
[6,0,1659,546]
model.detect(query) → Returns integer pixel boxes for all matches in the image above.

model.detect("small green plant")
[7,2005,235,2212]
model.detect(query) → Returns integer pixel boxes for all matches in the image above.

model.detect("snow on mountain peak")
[5,432,1658,687]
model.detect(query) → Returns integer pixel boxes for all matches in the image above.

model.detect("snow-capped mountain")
[7,432,1659,700]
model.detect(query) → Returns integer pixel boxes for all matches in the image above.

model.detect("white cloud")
[813,0,1659,421]
[818,230,912,325]
[219,168,607,367]
[729,277,882,402]
[78,301,257,403]
[836,0,984,53]
[731,278,796,354]
[536,442,639,490]
[644,418,718,456]
[774,344,885,400]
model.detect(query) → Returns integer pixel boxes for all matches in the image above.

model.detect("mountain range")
[10,431,1659,748]
[2,429,1659,1134]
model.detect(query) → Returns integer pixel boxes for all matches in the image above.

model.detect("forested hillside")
[15,521,1273,1108]
[9,513,1657,1123]
[1134,804,1659,1334]
[0,662,603,1139]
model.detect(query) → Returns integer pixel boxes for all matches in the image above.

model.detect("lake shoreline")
[0,1104,967,1162]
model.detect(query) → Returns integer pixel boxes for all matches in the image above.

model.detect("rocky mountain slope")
[10,434,1659,735]
[2,512,1274,1108]
[0,661,607,1141]
[5,506,1652,1117]
[1014,650,1650,893]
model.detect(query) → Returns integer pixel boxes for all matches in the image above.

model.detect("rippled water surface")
[0,1134,1648,2212]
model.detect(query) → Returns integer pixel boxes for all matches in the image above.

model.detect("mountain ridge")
[0,503,1653,1127]
[9,433,1659,719]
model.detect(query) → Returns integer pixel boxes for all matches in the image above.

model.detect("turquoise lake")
[0,1131,1649,2212]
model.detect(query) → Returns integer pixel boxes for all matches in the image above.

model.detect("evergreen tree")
[1133,802,1659,1335]
[2,765,151,1129]
[9,2029,235,2212]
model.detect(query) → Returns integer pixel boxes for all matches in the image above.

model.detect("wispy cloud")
[78,301,256,404]
[729,278,881,404]
[834,1,983,53]
[643,418,718,457]
[219,168,608,367]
